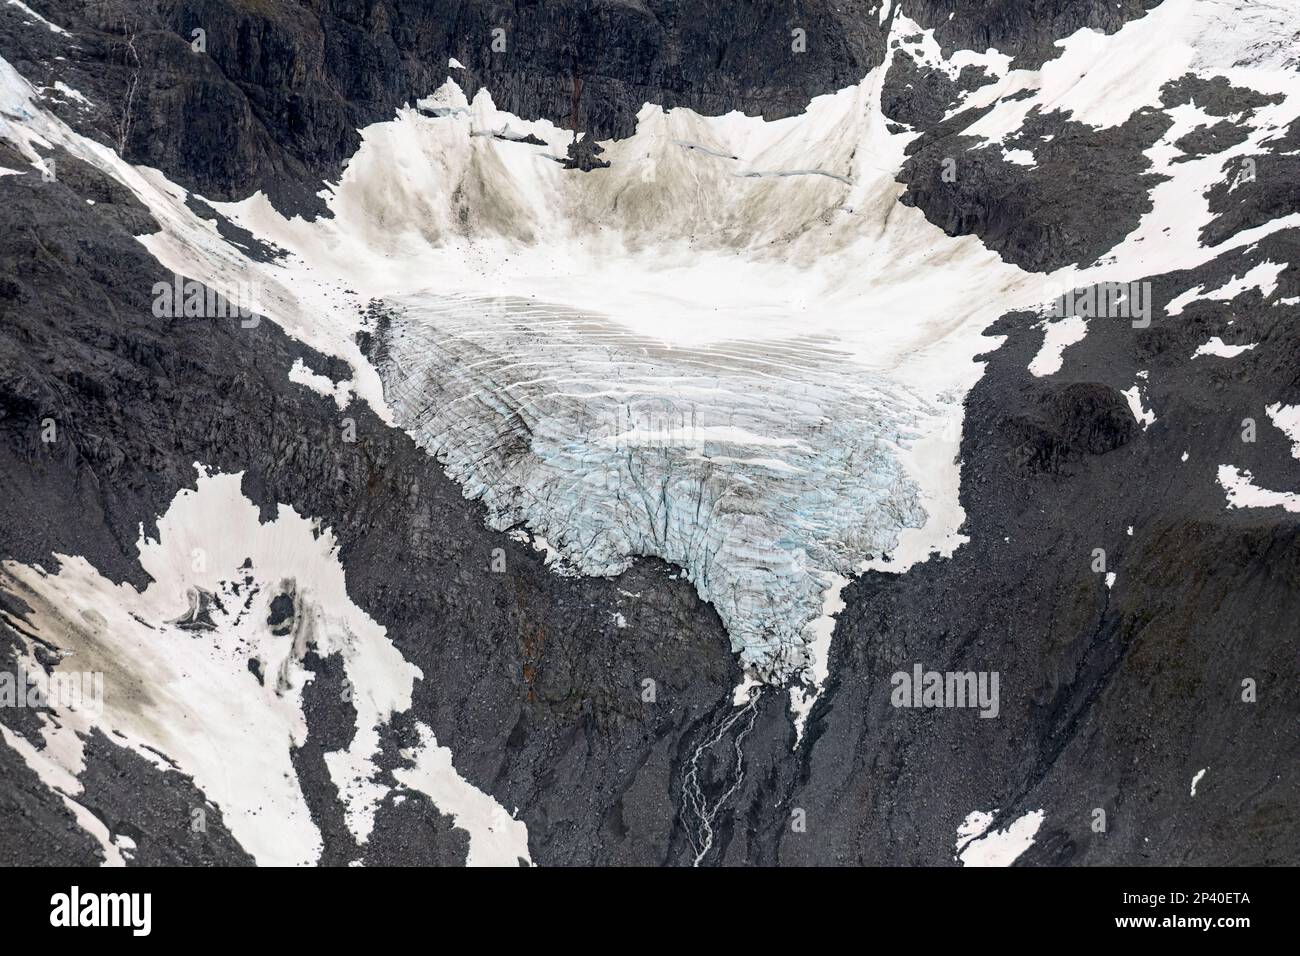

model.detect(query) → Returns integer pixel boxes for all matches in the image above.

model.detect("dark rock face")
[880,51,994,130]
[562,132,609,170]
[903,0,1161,67]
[2,0,1298,869]
[0,736,106,867]
[77,729,257,866]
[887,67,1297,274]
[3,0,888,211]
[895,104,1174,272]
[708,236,1300,867]
[1007,380,1137,473]
[1201,131,1300,248]
[3,0,1158,212]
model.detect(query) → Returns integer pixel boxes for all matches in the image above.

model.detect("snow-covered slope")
[0,468,528,866]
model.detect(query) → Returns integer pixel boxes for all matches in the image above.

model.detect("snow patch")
[393,723,531,867]
[288,357,352,408]
[957,808,1045,866]
[1192,336,1257,358]
[1265,403,1300,459]
[1123,382,1156,429]
[1217,465,1300,513]
[0,467,527,864]
[788,572,845,745]
[1029,314,1088,377]
[1166,261,1286,316]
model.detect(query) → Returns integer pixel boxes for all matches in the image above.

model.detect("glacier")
[192,26,1036,688]
[371,292,932,678]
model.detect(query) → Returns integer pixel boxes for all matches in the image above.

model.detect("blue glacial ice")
[373,293,932,681]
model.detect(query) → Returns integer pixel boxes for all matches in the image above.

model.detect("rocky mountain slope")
[1,0,1297,866]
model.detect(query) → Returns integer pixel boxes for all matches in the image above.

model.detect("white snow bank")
[1217,465,1300,512]
[0,467,525,864]
[1192,336,1257,358]
[1167,261,1286,317]
[956,808,1045,866]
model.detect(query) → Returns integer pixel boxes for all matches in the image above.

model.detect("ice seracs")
[372,293,931,680]
[202,37,1039,686]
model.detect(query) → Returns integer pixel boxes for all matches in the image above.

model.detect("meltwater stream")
[681,691,763,867]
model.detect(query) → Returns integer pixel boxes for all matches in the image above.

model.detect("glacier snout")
[372,293,933,681]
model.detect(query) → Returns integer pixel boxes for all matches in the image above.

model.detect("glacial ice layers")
[372,294,931,680]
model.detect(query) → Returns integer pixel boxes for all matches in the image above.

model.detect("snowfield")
[0,468,528,866]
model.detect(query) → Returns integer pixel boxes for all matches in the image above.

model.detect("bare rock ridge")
[4,0,1152,211]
